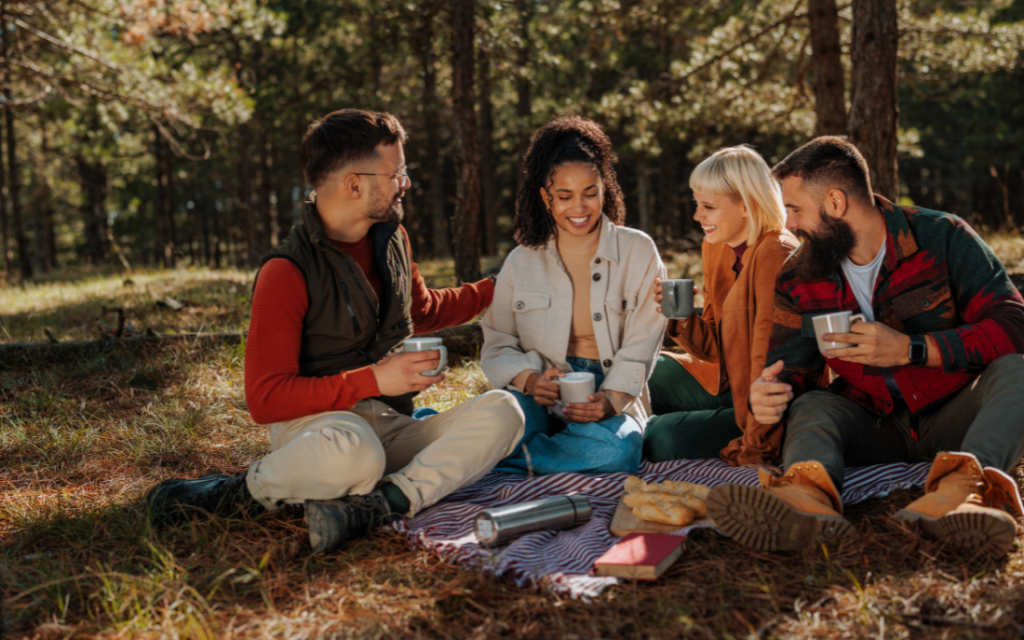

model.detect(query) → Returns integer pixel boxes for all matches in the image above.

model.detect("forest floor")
[4,236,1024,639]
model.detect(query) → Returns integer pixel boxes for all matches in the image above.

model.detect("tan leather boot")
[706,462,855,551]
[894,451,1023,560]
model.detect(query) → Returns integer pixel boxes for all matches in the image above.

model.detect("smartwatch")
[908,334,928,366]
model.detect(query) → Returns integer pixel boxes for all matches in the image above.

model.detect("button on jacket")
[481,215,667,424]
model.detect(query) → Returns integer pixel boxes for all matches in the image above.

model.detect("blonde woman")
[644,145,798,472]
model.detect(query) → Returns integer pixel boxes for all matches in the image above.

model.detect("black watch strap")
[908,334,928,366]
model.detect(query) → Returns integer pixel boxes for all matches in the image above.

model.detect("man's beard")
[367,183,404,224]
[794,207,857,280]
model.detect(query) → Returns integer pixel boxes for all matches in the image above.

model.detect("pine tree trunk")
[450,0,482,283]
[258,129,273,251]
[637,158,652,234]
[239,123,258,267]
[415,5,449,258]
[660,143,680,239]
[77,156,108,265]
[849,0,899,200]
[153,125,175,267]
[514,0,533,196]
[477,45,499,256]
[0,95,8,276]
[809,0,847,136]
[3,13,29,279]
[275,144,293,246]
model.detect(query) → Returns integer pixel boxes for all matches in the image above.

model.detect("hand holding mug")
[563,391,614,423]
[654,278,698,317]
[527,369,565,406]
[372,351,446,396]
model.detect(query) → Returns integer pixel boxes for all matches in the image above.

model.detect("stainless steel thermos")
[474,495,593,548]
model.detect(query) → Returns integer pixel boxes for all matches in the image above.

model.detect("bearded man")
[706,136,1024,559]
[146,109,524,553]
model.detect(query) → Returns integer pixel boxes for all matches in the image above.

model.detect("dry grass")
[3,238,1024,638]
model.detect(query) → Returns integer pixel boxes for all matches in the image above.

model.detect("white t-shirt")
[841,241,886,320]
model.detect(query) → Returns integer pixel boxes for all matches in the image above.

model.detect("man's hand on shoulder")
[372,351,446,396]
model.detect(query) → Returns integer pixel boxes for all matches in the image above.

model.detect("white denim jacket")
[481,215,667,424]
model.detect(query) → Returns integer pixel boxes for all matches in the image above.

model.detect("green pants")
[643,355,742,462]
[785,354,1024,493]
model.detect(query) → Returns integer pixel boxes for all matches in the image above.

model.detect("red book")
[593,533,686,580]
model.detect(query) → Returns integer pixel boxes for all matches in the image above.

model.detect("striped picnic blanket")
[392,458,930,600]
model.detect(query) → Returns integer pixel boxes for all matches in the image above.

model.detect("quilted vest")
[257,199,416,413]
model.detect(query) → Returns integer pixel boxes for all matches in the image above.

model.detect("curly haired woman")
[480,115,667,475]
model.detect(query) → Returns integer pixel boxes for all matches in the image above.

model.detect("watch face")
[910,340,926,363]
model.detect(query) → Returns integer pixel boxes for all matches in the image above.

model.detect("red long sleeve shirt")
[244,226,494,424]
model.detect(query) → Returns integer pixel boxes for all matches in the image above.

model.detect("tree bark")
[238,123,258,267]
[153,125,175,267]
[274,143,293,246]
[258,129,273,250]
[0,88,7,276]
[3,12,28,279]
[450,0,482,283]
[660,143,681,239]
[77,156,108,265]
[809,0,847,136]
[477,43,499,256]
[636,158,652,234]
[414,3,449,258]
[514,0,533,196]
[849,0,899,200]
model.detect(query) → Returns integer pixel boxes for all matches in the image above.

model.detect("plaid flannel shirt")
[767,195,1024,417]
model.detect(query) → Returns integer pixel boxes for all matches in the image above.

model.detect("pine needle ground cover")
[3,244,1024,639]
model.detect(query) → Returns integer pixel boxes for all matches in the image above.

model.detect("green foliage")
[3,0,1024,277]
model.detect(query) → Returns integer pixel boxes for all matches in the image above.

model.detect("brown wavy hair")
[512,115,626,248]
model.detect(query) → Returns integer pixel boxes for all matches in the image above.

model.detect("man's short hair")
[299,109,407,188]
[771,136,873,204]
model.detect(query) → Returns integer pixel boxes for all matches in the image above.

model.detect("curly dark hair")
[512,115,626,248]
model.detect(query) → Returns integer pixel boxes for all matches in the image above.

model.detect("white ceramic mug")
[553,371,596,405]
[812,311,867,356]
[403,337,448,376]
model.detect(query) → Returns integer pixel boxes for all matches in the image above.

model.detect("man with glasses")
[146,109,525,554]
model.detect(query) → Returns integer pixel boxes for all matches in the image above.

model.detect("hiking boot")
[707,462,855,551]
[893,451,1023,560]
[147,471,261,527]
[305,489,400,554]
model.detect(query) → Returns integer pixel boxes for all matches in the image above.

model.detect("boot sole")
[892,508,1016,561]
[707,484,855,552]
[304,502,337,555]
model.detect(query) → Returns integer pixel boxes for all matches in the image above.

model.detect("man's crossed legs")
[708,354,1024,559]
[147,390,524,553]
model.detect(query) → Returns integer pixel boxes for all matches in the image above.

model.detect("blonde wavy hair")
[689,145,786,244]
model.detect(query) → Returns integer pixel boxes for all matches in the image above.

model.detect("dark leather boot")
[305,489,400,554]
[147,471,262,527]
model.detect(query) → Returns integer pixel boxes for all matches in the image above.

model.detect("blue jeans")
[494,357,643,475]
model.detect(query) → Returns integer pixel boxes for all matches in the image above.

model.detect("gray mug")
[403,337,448,376]
[660,279,695,319]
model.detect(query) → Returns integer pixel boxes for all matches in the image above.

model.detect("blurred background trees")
[2,0,1023,282]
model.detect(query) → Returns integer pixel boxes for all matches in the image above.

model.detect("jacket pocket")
[890,283,952,325]
[606,291,639,313]
[512,291,551,313]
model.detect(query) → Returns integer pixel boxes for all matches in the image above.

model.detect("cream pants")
[245,390,524,517]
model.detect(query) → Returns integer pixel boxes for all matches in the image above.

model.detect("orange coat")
[662,229,799,466]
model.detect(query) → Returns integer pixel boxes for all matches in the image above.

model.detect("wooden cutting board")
[609,493,715,537]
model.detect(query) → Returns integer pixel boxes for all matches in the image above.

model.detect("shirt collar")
[544,213,620,264]
[876,194,919,271]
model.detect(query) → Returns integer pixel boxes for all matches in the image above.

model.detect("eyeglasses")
[353,171,410,185]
